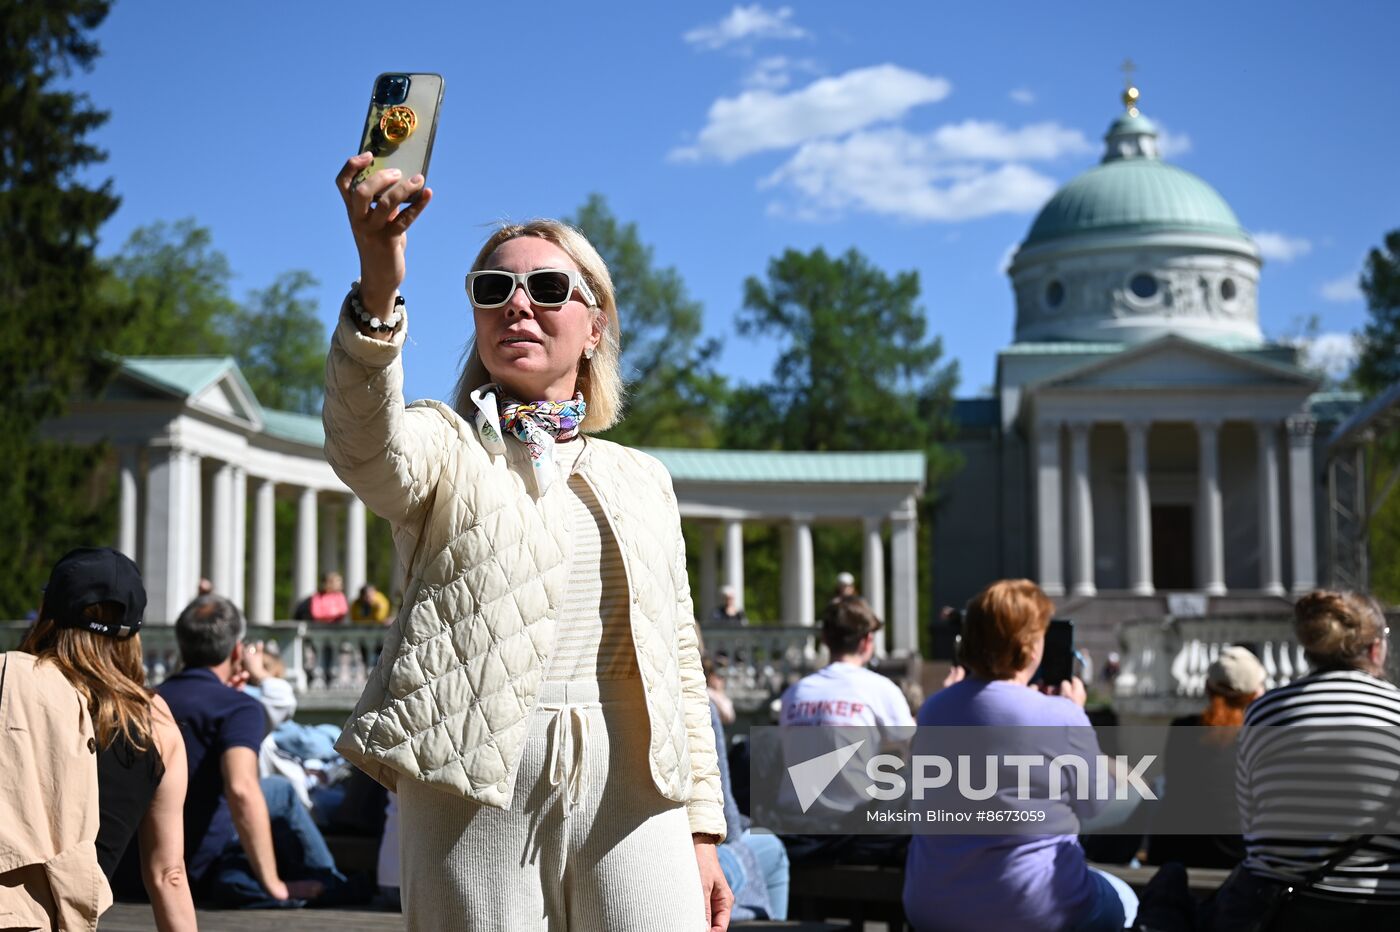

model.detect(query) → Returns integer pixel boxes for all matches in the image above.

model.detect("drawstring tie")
[544,703,591,816]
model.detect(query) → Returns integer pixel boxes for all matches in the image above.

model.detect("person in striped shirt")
[1201,590,1400,930]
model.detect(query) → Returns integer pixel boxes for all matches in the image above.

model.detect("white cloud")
[1320,273,1362,303]
[924,120,1093,161]
[670,65,952,163]
[1155,123,1192,158]
[762,127,1069,222]
[1254,231,1313,263]
[1009,88,1036,105]
[684,4,807,51]
[742,55,819,91]
[1291,332,1359,380]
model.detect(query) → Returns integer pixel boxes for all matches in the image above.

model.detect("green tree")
[0,1,128,616]
[104,219,239,357]
[230,270,326,415]
[567,194,728,447]
[724,247,960,631]
[1356,230,1400,603]
[1356,230,1400,395]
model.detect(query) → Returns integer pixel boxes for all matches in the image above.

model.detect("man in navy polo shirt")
[159,595,344,907]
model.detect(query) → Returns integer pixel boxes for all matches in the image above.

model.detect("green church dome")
[1024,158,1249,246]
[1023,103,1250,248]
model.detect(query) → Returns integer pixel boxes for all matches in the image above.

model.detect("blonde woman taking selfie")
[323,154,730,932]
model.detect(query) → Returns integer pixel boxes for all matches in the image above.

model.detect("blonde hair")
[1294,589,1387,671]
[20,603,154,751]
[452,220,624,432]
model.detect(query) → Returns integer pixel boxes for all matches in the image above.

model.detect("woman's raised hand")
[335,152,432,319]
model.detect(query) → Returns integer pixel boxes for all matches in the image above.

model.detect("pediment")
[1033,336,1317,393]
[191,373,262,428]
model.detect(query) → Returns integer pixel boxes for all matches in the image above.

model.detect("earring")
[583,347,595,361]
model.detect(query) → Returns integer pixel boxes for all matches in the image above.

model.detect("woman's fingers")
[389,185,433,233]
[349,168,404,221]
[367,173,424,228]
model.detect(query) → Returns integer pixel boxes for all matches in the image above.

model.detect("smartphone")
[1036,618,1075,686]
[353,72,445,199]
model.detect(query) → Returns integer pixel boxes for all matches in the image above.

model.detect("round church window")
[1130,273,1159,300]
[1220,278,1237,302]
[1045,280,1065,308]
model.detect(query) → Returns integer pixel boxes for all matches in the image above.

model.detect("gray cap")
[1207,645,1266,696]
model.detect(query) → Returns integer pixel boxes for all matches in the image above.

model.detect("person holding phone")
[325,149,730,932]
[907,579,1137,932]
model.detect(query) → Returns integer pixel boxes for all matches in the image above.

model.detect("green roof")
[640,449,926,484]
[1024,158,1249,247]
[121,357,238,398]
[261,408,325,446]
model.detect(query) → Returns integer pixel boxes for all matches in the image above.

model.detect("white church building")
[932,88,1363,657]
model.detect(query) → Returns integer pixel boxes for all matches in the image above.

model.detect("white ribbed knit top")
[545,440,640,682]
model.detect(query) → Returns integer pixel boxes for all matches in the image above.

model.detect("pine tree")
[0,1,129,616]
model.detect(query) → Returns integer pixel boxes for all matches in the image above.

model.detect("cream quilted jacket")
[323,308,724,839]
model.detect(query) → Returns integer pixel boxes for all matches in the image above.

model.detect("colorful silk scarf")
[469,384,586,495]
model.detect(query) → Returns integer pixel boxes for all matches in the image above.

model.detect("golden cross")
[1120,58,1137,89]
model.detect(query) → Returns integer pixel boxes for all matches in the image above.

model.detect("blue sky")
[73,0,1399,404]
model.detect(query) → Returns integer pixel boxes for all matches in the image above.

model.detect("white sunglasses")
[466,268,598,309]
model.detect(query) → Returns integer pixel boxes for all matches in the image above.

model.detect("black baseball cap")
[43,547,147,639]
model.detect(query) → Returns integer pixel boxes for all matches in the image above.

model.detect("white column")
[252,479,276,623]
[1034,418,1065,597]
[1287,415,1318,594]
[186,453,203,600]
[117,447,139,560]
[229,467,247,611]
[889,502,919,656]
[790,516,815,627]
[1256,422,1284,596]
[210,462,234,598]
[862,516,886,622]
[320,502,340,577]
[143,446,191,624]
[722,519,744,609]
[1125,420,1154,595]
[345,496,367,599]
[698,523,719,622]
[1068,420,1097,597]
[1196,419,1227,596]
[296,487,319,604]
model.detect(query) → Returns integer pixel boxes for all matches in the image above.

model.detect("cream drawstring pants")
[397,678,707,932]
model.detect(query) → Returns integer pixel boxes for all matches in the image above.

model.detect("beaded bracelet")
[348,282,405,334]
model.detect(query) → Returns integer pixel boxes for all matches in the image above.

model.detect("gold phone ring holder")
[379,105,418,144]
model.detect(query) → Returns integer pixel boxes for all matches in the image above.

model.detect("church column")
[229,466,247,611]
[143,446,192,623]
[1068,420,1097,597]
[187,453,204,599]
[785,516,815,627]
[698,523,719,622]
[295,488,319,605]
[251,479,276,623]
[1034,418,1065,597]
[1255,422,1284,596]
[117,447,139,561]
[862,516,886,623]
[889,500,919,656]
[1125,420,1154,595]
[1287,415,1318,594]
[1196,419,1227,596]
[320,501,340,578]
[345,496,367,600]
[722,519,745,609]
[210,462,234,598]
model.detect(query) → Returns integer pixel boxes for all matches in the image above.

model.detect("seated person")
[20,547,195,929]
[1146,646,1265,868]
[349,583,391,624]
[905,579,1137,932]
[159,595,346,908]
[778,595,914,866]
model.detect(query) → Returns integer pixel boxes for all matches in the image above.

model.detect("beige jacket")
[0,652,111,931]
[324,309,725,839]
